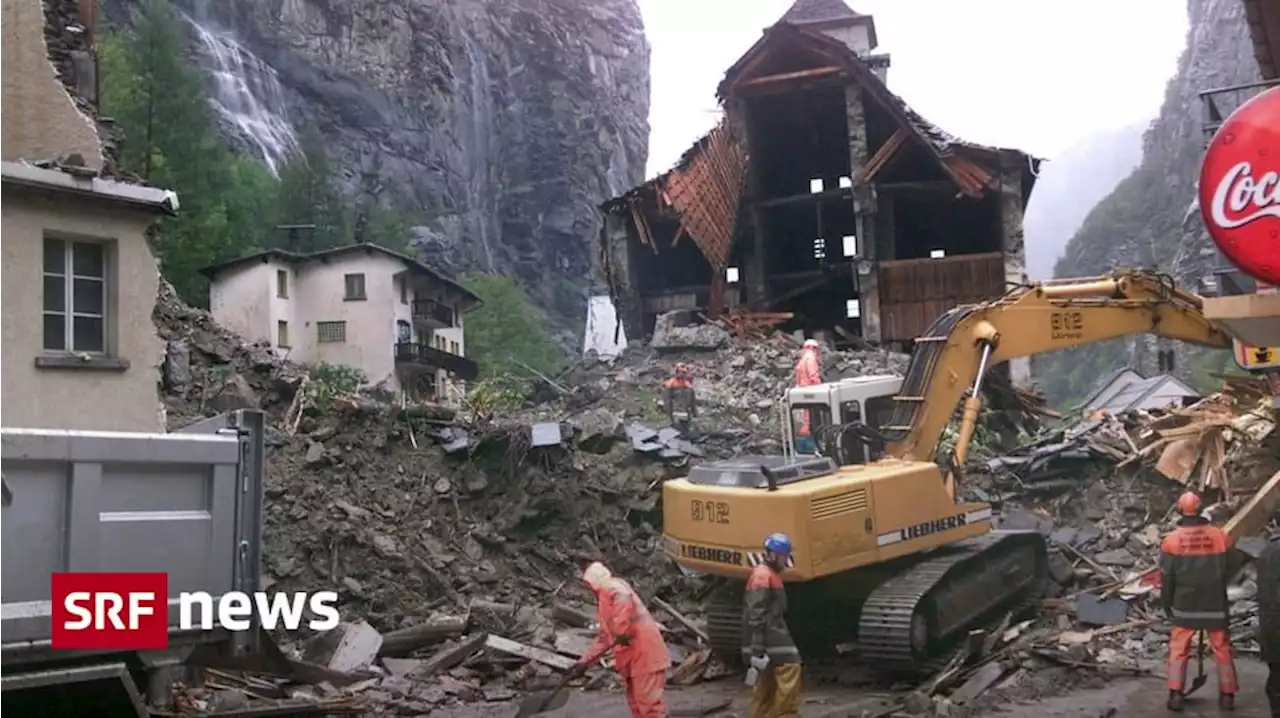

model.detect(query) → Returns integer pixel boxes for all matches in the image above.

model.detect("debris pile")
[925,375,1280,711]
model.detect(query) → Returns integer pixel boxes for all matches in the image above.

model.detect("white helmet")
[803,339,820,350]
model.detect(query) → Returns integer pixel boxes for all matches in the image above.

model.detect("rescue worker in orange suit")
[1159,491,1238,712]
[568,562,671,718]
[1257,525,1280,716]
[744,533,802,718]
[792,340,822,454]
[662,362,697,430]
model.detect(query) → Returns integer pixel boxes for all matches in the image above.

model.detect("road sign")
[1234,340,1280,370]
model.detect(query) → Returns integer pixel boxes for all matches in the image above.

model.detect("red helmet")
[1177,492,1202,517]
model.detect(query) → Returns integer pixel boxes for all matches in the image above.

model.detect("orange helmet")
[1177,492,1202,517]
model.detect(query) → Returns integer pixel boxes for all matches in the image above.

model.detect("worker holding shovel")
[566,562,671,718]
[1159,492,1238,712]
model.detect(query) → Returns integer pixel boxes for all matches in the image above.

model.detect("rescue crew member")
[793,340,822,454]
[744,533,802,718]
[1257,524,1280,716]
[662,362,697,428]
[1159,491,1238,712]
[569,562,670,718]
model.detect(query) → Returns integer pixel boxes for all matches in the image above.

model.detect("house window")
[396,320,411,342]
[450,340,460,355]
[43,237,107,353]
[846,299,861,318]
[436,335,446,349]
[399,279,407,304]
[317,321,346,343]
[277,320,290,348]
[276,270,289,298]
[344,273,366,301]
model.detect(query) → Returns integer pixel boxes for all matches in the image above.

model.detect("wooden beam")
[873,180,961,192]
[757,186,852,209]
[736,65,844,90]
[853,128,908,184]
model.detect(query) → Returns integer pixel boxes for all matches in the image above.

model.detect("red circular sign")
[1198,85,1280,286]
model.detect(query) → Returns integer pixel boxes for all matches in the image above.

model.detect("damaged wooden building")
[598,0,1039,373]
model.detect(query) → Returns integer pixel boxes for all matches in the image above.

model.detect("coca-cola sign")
[1198,85,1280,285]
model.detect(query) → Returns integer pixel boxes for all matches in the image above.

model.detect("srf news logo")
[51,573,340,650]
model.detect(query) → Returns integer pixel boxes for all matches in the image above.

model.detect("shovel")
[514,635,626,717]
[514,672,575,718]
[1183,630,1208,697]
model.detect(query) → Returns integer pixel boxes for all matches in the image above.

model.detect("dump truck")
[662,269,1235,674]
[0,410,266,717]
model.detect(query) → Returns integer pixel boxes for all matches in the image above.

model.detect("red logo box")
[51,572,169,650]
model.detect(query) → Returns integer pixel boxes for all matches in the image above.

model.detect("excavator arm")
[882,270,1233,470]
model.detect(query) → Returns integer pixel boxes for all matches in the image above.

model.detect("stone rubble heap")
[153,290,1278,717]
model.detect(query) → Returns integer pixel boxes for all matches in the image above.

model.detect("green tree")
[274,125,348,251]
[462,274,563,379]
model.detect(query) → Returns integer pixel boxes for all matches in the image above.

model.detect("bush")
[462,274,563,380]
[309,363,367,404]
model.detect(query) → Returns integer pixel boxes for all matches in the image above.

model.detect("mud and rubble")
[152,289,1278,717]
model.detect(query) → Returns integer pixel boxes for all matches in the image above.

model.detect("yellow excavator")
[661,269,1233,674]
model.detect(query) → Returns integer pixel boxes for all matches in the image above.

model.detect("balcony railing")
[394,342,479,381]
[1199,78,1279,138]
[412,299,455,330]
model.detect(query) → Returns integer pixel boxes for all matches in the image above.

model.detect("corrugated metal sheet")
[878,253,1006,341]
[660,123,748,270]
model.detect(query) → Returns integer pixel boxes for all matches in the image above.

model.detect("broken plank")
[484,634,576,671]
[652,596,709,643]
[420,632,489,676]
[552,602,596,628]
[377,614,468,657]
[950,661,1005,705]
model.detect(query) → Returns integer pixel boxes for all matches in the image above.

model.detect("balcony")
[412,298,455,330]
[1199,78,1279,137]
[394,342,479,381]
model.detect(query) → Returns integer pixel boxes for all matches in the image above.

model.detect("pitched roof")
[200,243,483,306]
[718,23,1041,198]
[780,0,864,25]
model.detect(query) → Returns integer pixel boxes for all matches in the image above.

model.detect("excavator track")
[858,531,1048,674]
[700,531,1048,675]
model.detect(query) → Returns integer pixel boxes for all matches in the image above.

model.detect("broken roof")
[1,161,179,214]
[718,23,1041,198]
[200,243,483,306]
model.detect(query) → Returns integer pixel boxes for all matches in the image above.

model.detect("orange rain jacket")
[581,576,671,677]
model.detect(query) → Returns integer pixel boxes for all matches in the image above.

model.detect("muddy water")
[430,659,1273,718]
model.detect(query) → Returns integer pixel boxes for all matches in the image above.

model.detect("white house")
[202,244,482,399]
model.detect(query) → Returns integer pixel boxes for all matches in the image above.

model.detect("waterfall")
[186,17,297,175]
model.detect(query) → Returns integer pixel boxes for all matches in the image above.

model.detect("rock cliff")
[109,0,650,341]
[1038,0,1259,403]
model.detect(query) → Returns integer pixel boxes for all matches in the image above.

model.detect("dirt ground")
[430,659,1272,718]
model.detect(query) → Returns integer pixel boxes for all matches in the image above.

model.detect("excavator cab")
[784,374,902,465]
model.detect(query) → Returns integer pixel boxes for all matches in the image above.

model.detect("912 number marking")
[691,500,730,524]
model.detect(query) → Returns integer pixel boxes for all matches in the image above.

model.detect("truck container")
[1,410,266,717]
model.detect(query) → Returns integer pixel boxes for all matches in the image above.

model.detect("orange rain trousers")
[1167,626,1237,694]
[621,669,667,718]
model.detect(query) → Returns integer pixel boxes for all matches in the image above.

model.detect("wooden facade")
[877,252,1006,341]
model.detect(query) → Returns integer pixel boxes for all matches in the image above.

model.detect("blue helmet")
[764,533,792,556]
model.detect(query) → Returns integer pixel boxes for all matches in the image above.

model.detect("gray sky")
[639,0,1189,178]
